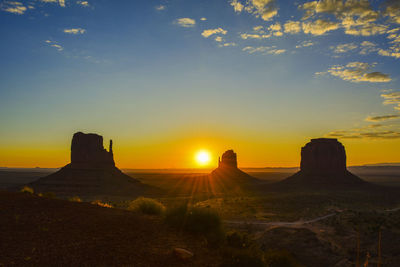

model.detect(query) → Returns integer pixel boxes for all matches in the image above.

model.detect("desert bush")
[165,204,224,244]
[128,197,165,215]
[20,186,34,194]
[264,249,303,267]
[39,192,56,199]
[91,200,113,208]
[221,247,264,267]
[69,196,82,202]
[226,231,252,249]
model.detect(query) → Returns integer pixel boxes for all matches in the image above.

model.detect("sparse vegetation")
[264,249,303,267]
[91,200,113,208]
[128,197,165,215]
[20,186,34,194]
[68,196,82,202]
[165,204,224,244]
[39,192,56,198]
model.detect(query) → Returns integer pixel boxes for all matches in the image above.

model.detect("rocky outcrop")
[300,138,346,175]
[210,150,259,193]
[276,138,365,189]
[28,132,157,199]
[70,132,115,169]
[218,150,237,169]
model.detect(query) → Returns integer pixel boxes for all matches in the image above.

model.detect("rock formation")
[300,138,347,175]
[277,138,365,189]
[70,132,115,169]
[210,149,259,193]
[28,132,157,199]
[218,150,237,169]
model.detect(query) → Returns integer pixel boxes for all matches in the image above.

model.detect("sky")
[0,0,400,168]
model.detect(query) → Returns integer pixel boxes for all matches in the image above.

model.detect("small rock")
[173,248,194,260]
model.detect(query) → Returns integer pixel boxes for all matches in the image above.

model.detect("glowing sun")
[195,150,211,166]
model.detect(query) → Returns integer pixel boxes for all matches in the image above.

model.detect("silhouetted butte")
[28,132,155,199]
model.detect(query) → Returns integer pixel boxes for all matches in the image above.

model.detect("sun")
[195,150,211,166]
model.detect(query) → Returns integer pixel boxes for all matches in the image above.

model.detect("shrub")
[220,248,265,267]
[165,204,224,244]
[128,197,165,215]
[91,200,113,208]
[226,231,252,249]
[40,192,56,199]
[222,231,265,267]
[264,249,303,267]
[69,196,82,202]
[20,186,34,194]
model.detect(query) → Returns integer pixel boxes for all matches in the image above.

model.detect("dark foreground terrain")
[0,191,220,266]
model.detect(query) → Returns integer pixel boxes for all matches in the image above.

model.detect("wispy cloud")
[243,46,286,55]
[230,0,277,21]
[45,40,64,51]
[0,1,27,15]
[202,28,227,38]
[64,28,86,34]
[365,115,400,122]
[284,21,301,34]
[381,91,400,111]
[230,0,244,13]
[77,1,89,7]
[302,19,339,35]
[331,43,358,53]
[296,40,314,48]
[155,5,165,11]
[324,62,391,83]
[41,0,65,7]
[174,18,196,28]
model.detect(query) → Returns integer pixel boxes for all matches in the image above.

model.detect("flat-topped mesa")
[70,132,115,169]
[218,150,238,169]
[300,138,347,175]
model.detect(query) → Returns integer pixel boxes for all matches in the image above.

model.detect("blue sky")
[0,0,400,168]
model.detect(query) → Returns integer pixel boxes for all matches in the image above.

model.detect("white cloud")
[174,18,196,28]
[77,1,89,7]
[302,19,340,35]
[45,40,63,51]
[240,33,271,39]
[331,43,358,53]
[381,91,400,111]
[359,41,378,55]
[41,0,65,7]
[155,5,165,11]
[215,36,223,42]
[365,115,400,122]
[243,45,286,55]
[219,42,237,47]
[202,28,227,38]
[296,40,314,48]
[1,1,27,14]
[325,62,391,83]
[284,21,301,34]
[245,0,278,21]
[64,28,86,34]
[230,0,244,13]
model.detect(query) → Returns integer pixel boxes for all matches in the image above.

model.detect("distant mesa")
[210,149,260,191]
[218,150,238,169]
[277,138,365,189]
[300,138,346,175]
[28,132,156,199]
[70,132,115,169]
